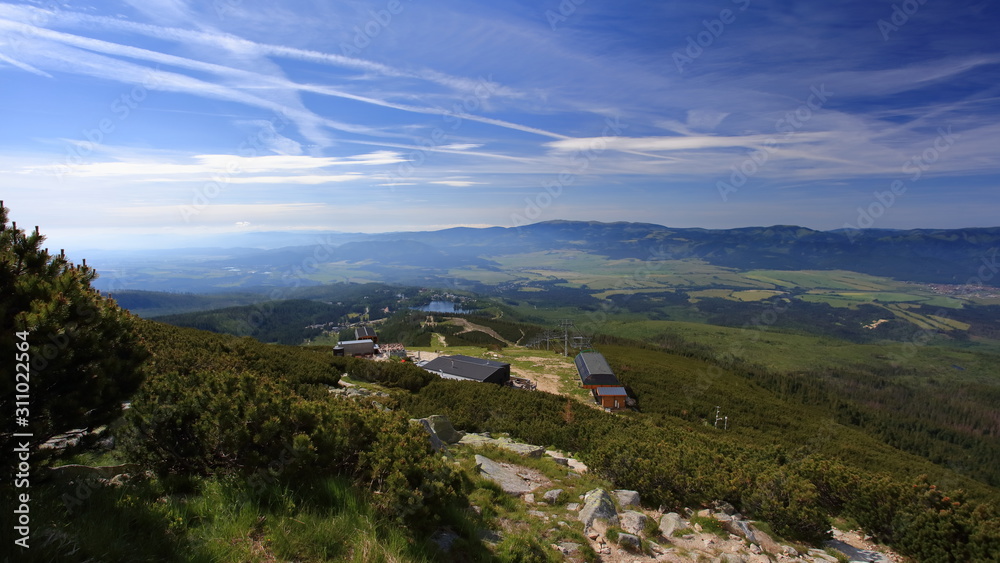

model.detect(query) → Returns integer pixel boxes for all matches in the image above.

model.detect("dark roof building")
[355,326,378,343]
[421,355,510,385]
[575,351,620,388]
[333,339,378,357]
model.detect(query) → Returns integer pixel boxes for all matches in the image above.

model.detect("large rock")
[459,434,544,457]
[616,532,641,551]
[495,437,545,458]
[747,524,783,555]
[619,510,648,536]
[409,418,445,452]
[427,415,462,444]
[722,519,757,544]
[578,488,619,529]
[613,489,641,508]
[475,455,534,496]
[659,512,683,537]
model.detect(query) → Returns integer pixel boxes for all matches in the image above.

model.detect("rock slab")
[620,510,648,536]
[659,512,683,537]
[613,489,641,508]
[475,455,534,496]
[578,488,619,529]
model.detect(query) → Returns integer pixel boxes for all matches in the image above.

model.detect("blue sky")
[1,0,998,250]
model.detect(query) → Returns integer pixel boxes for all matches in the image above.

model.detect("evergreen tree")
[0,203,147,452]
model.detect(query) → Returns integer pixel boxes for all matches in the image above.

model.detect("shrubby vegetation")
[398,344,1000,558]
[124,321,459,529]
[0,205,147,451]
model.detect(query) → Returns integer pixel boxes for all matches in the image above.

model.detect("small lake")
[413,300,471,313]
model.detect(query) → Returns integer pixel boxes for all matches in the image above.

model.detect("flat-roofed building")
[594,386,628,410]
[421,354,510,385]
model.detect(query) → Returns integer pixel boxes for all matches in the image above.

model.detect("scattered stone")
[523,493,535,504]
[697,508,712,518]
[587,531,600,540]
[617,532,641,551]
[528,510,547,519]
[712,500,737,515]
[807,548,838,562]
[543,489,563,504]
[47,463,142,483]
[566,502,580,511]
[614,489,641,508]
[558,541,581,554]
[659,512,683,537]
[550,456,569,466]
[578,489,619,529]
[478,529,502,543]
[474,455,534,496]
[619,510,648,536]
[720,554,746,563]
[430,529,459,553]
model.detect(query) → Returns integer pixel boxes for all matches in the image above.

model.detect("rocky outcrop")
[659,512,684,537]
[613,489,641,508]
[409,418,445,452]
[578,488,619,529]
[616,532,641,551]
[619,510,648,535]
[459,433,544,457]
[474,455,536,496]
[426,414,462,444]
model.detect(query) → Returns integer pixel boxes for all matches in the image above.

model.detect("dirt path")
[510,363,562,395]
[449,317,514,345]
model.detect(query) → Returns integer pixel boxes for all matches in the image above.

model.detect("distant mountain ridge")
[90,221,1000,292]
[355,221,1000,286]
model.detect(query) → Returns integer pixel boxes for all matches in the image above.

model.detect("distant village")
[335,324,630,412]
